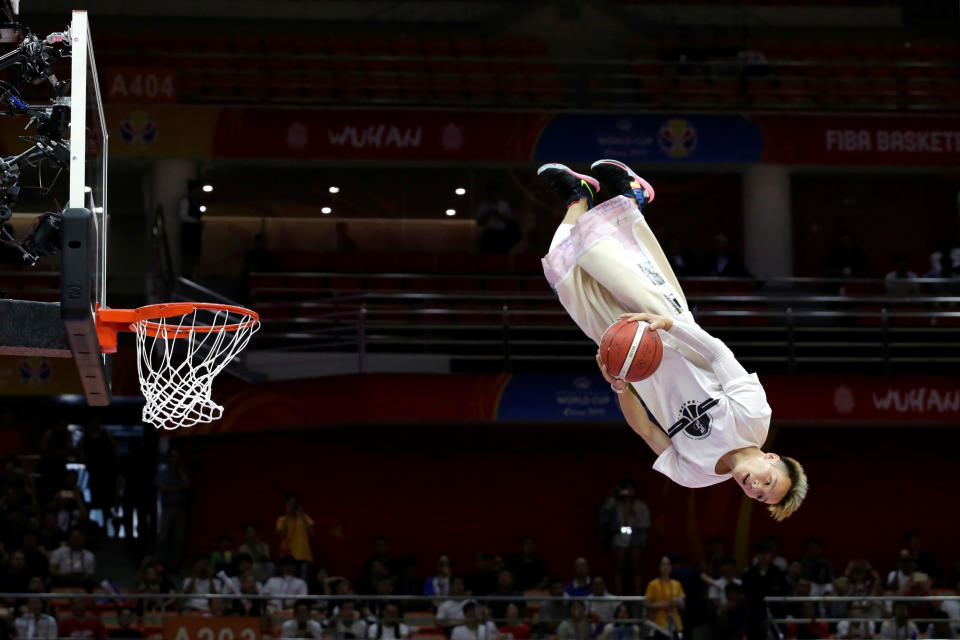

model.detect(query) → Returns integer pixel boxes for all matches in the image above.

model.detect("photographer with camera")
[598,479,651,595]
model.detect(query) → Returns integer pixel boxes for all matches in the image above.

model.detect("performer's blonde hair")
[768,456,807,522]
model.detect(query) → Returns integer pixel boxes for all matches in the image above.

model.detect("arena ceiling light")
[199,205,207,213]
[455,187,466,195]
[329,186,340,194]
[202,185,214,193]
[321,207,332,214]
[445,209,456,216]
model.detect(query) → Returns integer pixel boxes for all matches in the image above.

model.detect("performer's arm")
[597,354,670,455]
[617,313,749,388]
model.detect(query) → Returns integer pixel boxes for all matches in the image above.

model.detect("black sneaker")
[536,163,600,208]
[590,159,656,210]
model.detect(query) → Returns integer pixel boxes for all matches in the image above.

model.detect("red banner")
[211,108,550,161]
[757,114,960,166]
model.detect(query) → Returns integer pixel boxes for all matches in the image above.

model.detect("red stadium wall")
[178,422,960,584]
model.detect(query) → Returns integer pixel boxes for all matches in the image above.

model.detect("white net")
[132,305,260,430]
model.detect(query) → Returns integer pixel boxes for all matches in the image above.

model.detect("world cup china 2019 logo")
[119,112,157,146]
[658,118,697,159]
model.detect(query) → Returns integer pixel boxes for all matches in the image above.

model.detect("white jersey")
[631,316,772,487]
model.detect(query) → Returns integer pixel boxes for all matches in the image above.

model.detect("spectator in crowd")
[395,557,421,596]
[228,554,256,590]
[506,537,549,592]
[703,556,741,610]
[666,236,699,278]
[156,449,190,572]
[827,233,868,278]
[939,576,960,634]
[923,252,954,278]
[600,604,639,640]
[800,537,834,583]
[178,179,204,278]
[107,608,144,639]
[556,600,592,640]
[927,611,957,640]
[488,569,524,620]
[710,583,747,640]
[704,233,751,277]
[14,597,58,640]
[902,571,934,622]
[37,509,65,552]
[836,600,876,639]
[498,603,531,640]
[564,558,592,598]
[0,551,31,593]
[363,537,394,583]
[423,554,452,597]
[204,597,229,618]
[117,441,153,557]
[356,561,390,597]
[586,576,619,622]
[644,556,684,638]
[887,550,917,592]
[263,556,309,610]
[467,552,498,597]
[476,183,520,254]
[436,576,468,631]
[59,598,107,640]
[784,601,826,640]
[53,481,87,536]
[37,418,74,501]
[277,494,315,579]
[78,418,117,519]
[903,531,940,583]
[752,537,788,573]
[701,536,728,580]
[825,576,850,625]
[879,602,920,640]
[238,524,274,584]
[135,562,176,612]
[366,575,402,622]
[331,600,367,640]
[20,533,49,579]
[884,260,919,296]
[367,603,409,640]
[309,566,338,601]
[211,533,236,575]
[234,573,266,618]
[536,579,567,634]
[182,554,223,612]
[451,601,496,640]
[49,528,95,588]
[742,542,789,640]
[282,601,322,640]
[928,240,960,276]
[598,479,651,595]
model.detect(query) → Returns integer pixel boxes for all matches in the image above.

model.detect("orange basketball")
[599,319,664,382]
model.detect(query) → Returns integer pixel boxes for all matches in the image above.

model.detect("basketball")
[599,319,664,382]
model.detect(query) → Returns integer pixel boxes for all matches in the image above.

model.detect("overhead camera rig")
[0,24,73,265]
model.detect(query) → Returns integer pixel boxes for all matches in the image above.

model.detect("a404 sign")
[106,67,178,103]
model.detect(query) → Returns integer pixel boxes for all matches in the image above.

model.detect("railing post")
[358,304,367,373]
[502,303,510,372]
[786,306,796,374]
[881,306,890,375]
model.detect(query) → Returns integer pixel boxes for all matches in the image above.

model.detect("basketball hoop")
[95,302,260,430]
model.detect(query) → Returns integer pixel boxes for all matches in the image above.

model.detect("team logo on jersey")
[668,397,719,439]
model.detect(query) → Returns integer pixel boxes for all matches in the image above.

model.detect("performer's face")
[734,452,790,504]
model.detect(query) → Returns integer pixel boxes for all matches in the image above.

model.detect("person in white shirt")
[836,601,876,639]
[14,598,58,640]
[282,601,323,639]
[537,160,808,522]
[451,602,498,640]
[367,604,409,640]
[49,528,96,586]
[586,577,620,622]
[879,602,920,640]
[436,576,468,631]
[332,600,368,640]
[182,554,224,611]
[262,557,309,609]
[703,557,741,610]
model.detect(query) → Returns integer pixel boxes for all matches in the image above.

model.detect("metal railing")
[764,594,960,627]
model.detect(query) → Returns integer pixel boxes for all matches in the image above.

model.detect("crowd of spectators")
[2,432,960,640]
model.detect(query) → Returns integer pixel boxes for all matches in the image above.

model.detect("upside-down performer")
[537,160,807,521]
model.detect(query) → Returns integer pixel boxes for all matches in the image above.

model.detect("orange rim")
[95,302,259,354]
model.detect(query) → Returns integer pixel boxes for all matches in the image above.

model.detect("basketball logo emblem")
[119,111,158,146]
[658,118,698,159]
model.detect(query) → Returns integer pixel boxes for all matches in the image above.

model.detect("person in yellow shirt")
[277,493,315,577]
[644,556,685,637]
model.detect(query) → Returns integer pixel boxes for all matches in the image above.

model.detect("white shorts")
[541,196,693,345]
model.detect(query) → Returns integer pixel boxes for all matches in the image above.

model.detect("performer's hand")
[596,352,628,394]
[618,312,673,331]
